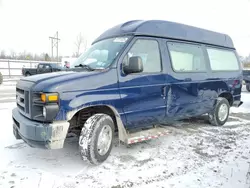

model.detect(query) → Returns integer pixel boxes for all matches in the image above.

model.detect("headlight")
[43,107,46,117]
[41,93,59,103]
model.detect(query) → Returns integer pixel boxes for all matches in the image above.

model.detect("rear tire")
[246,84,250,92]
[79,113,114,165]
[208,97,230,126]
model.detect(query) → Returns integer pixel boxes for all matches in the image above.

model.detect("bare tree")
[10,49,16,59]
[74,32,87,57]
[44,53,51,61]
[0,50,6,59]
[17,50,26,60]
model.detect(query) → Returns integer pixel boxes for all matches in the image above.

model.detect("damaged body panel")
[12,108,69,149]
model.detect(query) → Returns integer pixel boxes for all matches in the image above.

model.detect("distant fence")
[0,59,60,78]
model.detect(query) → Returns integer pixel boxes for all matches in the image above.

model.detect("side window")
[123,39,161,73]
[38,64,44,69]
[167,42,206,72]
[207,48,239,71]
[45,65,50,69]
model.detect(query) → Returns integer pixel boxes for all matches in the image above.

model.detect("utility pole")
[49,31,60,62]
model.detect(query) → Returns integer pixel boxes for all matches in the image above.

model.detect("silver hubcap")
[97,125,112,156]
[218,103,228,121]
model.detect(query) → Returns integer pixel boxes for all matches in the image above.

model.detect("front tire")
[208,97,230,126]
[25,72,31,77]
[79,114,114,165]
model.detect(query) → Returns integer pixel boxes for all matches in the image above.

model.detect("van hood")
[21,71,80,83]
[21,70,106,92]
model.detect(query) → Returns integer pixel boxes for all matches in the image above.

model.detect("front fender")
[54,89,125,122]
[54,91,128,143]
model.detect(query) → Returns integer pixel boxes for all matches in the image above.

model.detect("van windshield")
[71,37,130,70]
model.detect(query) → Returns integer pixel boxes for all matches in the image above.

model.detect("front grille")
[13,117,20,128]
[16,87,30,114]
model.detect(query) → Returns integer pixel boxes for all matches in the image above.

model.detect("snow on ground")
[230,86,250,114]
[3,77,21,82]
[0,85,250,188]
[0,80,17,88]
[0,81,16,103]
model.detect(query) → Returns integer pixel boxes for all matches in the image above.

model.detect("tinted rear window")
[167,42,206,72]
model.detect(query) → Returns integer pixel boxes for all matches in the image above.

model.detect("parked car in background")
[12,20,243,165]
[22,63,62,76]
[243,69,250,91]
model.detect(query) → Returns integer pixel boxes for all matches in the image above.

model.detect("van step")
[126,127,170,144]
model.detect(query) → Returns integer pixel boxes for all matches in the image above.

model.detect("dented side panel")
[160,38,243,122]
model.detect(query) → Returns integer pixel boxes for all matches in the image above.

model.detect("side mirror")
[124,56,143,74]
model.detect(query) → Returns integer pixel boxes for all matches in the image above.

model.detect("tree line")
[0,32,88,62]
[0,50,56,61]
[241,54,250,64]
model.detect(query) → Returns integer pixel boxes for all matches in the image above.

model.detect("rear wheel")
[208,97,230,126]
[79,114,114,165]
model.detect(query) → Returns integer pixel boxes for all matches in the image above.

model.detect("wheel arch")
[218,92,233,106]
[66,105,128,143]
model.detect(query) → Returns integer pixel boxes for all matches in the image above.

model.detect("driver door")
[37,64,45,74]
[118,37,167,129]
[44,65,52,73]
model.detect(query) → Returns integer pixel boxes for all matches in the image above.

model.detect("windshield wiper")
[74,64,95,71]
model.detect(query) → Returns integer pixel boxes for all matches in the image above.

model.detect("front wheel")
[208,97,230,126]
[79,114,114,165]
[25,72,31,77]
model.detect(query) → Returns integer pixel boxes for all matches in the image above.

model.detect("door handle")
[161,86,167,99]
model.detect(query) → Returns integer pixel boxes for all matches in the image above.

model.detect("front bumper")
[12,107,70,149]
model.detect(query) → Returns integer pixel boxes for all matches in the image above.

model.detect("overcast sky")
[0,0,249,57]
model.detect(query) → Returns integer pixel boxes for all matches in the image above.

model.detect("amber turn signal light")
[41,93,58,102]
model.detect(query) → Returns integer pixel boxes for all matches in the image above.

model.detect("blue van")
[12,20,243,164]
